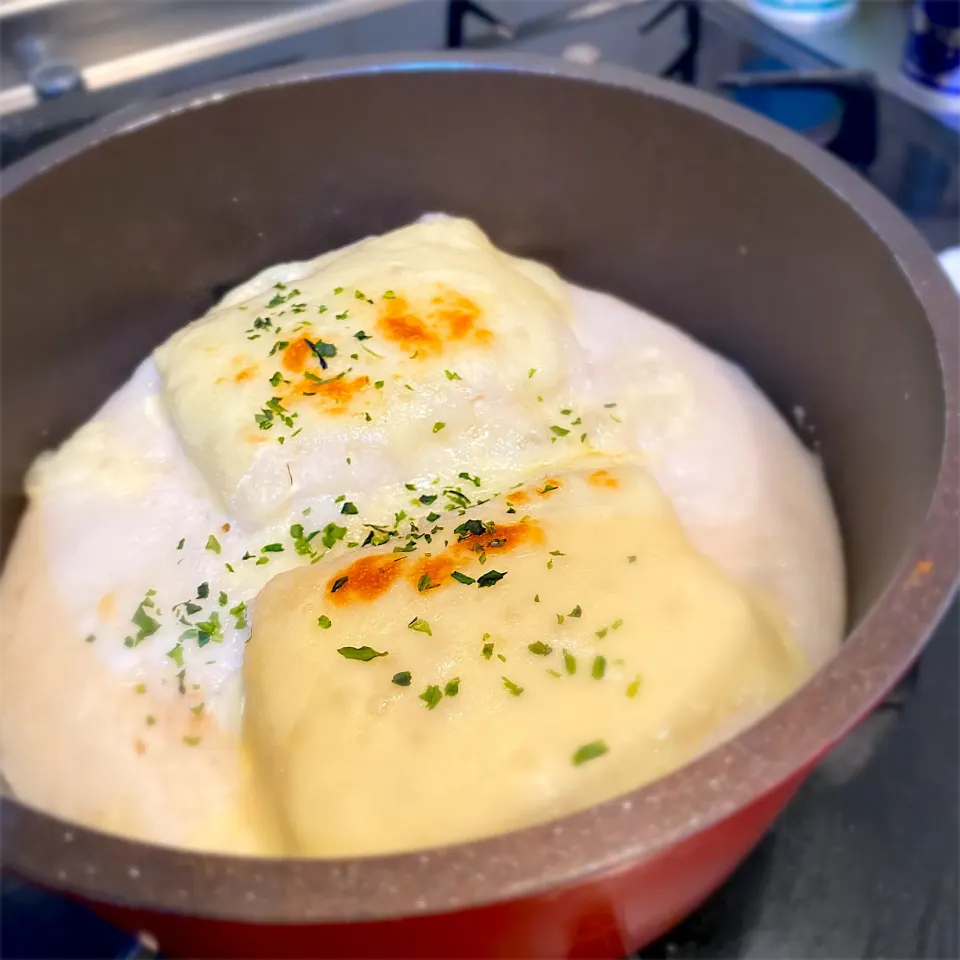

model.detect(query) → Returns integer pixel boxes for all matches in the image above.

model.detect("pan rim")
[2,51,957,923]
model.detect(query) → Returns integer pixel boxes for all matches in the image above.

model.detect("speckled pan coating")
[1,54,957,924]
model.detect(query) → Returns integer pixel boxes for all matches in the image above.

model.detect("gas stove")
[1,2,957,958]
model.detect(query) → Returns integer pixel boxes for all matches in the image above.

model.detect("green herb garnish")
[550,425,569,437]
[419,685,443,709]
[432,422,446,433]
[528,641,552,656]
[444,370,461,381]
[132,604,161,637]
[288,524,320,557]
[338,646,387,661]
[626,675,642,698]
[124,591,162,648]
[501,677,524,696]
[304,337,337,370]
[205,535,221,555]
[190,611,223,647]
[317,615,332,629]
[444,677,461,697]
[451,571,476,585]
[408,616,432,636]
[592,655,607,679]
[454,519,485,539]
[477,570,506,588]
[444,488,471,509]
[230,602,247,630]
[321,523,347,549]
[572,740,609,765]
[563,650,577,675]
[392,671,412,686]
[331,576,348,593]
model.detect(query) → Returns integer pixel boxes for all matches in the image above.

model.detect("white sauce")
[0,217,844,854]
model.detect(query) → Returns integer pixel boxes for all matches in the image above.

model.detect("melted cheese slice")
[154,217,581,531]
[243,463,809,857]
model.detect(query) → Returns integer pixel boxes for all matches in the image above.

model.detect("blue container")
[901,0,960,109]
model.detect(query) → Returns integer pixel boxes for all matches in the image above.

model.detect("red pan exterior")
[91,774,806,959]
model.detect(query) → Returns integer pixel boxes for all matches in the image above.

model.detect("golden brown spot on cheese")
[506,479,563,506]
[134,739,146,757]
[588,469,619,489]
[327,555,408,606]
[411,554,459,590]
[328,521,542,606]
[430,289,484,341]
[452,521,544,558]
[293,374,370,413]
[221,523,231,533]
[234,366,256,383]
[282,338,314,374]
[97,592,117,620]
[376,288,489,356]
[378,296,443,354]
[270,338,370,413]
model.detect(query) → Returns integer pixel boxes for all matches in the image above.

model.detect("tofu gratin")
[0,216,844,856]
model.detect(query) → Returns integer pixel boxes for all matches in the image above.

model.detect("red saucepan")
[1,54,957,959]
